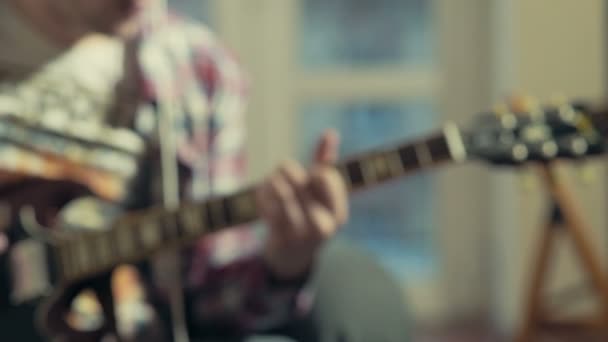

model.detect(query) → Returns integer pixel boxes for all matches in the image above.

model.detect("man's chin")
[92,16,139,40]
[112,19,140,39]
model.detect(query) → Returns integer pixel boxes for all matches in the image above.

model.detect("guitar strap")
[140,2,190,342]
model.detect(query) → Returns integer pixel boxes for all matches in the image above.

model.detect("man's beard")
[55,0,141,39]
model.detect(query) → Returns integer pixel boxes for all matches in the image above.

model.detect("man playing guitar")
[0,0,411,341]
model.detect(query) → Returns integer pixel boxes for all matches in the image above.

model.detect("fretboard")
[56,123,467,283]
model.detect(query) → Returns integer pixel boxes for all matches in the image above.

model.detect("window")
[299,102,438,277]
[156,0,495,320]
[300,0,434,68]
[296,0,439,278]
[169,0,443,280]
[169,0,212,25]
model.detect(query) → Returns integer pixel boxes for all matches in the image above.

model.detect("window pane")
[300,0,434,68]
[298,102,438,278]
[169,0,212,25]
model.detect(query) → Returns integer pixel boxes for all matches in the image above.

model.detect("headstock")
[466,98,606,166]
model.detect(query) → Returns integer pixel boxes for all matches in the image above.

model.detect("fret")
[66,242,77,278]
[343,160,365,188]
[398,145,419,171]
[370,154,392,182]
[203,201,214,229]
[57,246,67,279]
[59,244,73,280]
[67,243,75,279]
[426,136,449,160]
[414,142,433,167]
[355,153,395,186]
[360,158,376,185]
[229,191,257,224]
[219,198,231,227]
[95,232,113,267]
[337,164,352,190]
[178,204,205,236]
[116,221,136,258]
[140,216,162,249]
[160,210,179,240]
[387,150,405,177]
[76,236,91,276]
[339,155,401,189]
[205,199,226,231]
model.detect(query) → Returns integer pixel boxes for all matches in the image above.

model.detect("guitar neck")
[56,123,468,283]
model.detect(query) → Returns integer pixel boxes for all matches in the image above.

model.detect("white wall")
[489,0,607,335]
[428,0,493,322]
[211,0,608,334]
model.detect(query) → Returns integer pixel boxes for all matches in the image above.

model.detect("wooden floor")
[414,327,502,342]
[413,324,608,341]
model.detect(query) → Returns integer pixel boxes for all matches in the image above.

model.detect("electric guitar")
[0,100,606,341]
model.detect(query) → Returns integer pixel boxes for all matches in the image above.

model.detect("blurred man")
[0,0,411,341]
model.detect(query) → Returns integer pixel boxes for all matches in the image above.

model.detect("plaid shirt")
[0,11,311,340]
[124,17,312,338]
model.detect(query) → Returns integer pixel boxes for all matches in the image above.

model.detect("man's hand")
[257,130,348,280]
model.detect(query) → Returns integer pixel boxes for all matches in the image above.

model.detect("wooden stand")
[517,164,608,341]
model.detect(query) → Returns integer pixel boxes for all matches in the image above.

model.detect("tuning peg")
[499,114,518,130]
[544,94,579,128]
[493,103,511,117]
[509,95,542,118]
[556,136,588,158]
[525,140,558,161]
[474,142,528,165]
[476,110,517,131]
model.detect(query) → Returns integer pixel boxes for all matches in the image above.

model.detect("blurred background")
[170,0,607,340]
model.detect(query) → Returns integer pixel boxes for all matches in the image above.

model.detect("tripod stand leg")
[518,164,608,340]
[540,166,608,317]
[517,210,560,342]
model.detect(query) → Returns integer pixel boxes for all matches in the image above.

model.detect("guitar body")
[0,178,131,341]
[37,269,119,342]
[36,197,127,342]
[0,104,150,340]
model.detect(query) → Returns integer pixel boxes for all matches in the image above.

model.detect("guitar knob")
[511,143,529,163]
[556,136,588,158]
[542,105,579,135]
[492,103,511,117]
[476,142,528,165]
[477,112,516,130]
[509,95,541,115]
[526,141,558,161]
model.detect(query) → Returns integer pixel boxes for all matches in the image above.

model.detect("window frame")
[200,0,493,323]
